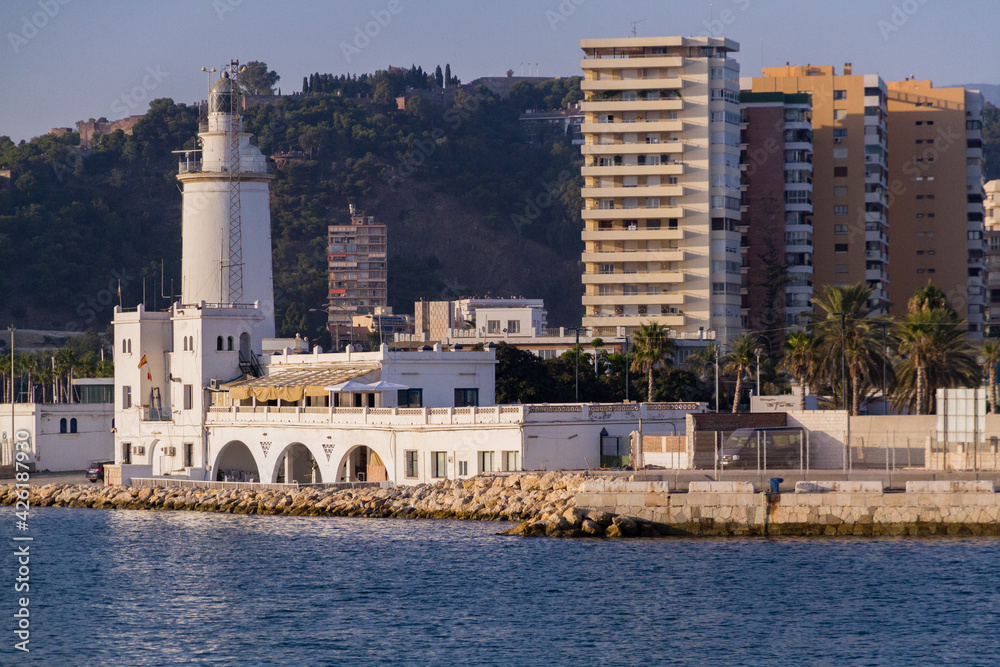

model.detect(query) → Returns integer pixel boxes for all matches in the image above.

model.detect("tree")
[895,306,978,414]
[983,341,1000,413]
[239,61,280,96]
[494,342,550,403]
[444,64,452,87]
[812,283,892,415]
[723,332,760,413]
[629,322,675,402]
[780,331,818,411]
[591,337,604,379]
[434,65,444,89]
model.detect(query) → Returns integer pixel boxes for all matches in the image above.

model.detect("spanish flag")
[137,355,148,369]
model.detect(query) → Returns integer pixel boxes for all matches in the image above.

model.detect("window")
[227,336,234,351]
[455,389,479,407]
[183,384,193,411]
[70,418,77,434]
[834,186,848,198]
[478,451,495,473]
[405,450,419,478]
[835,263,849,273]
[122,339,127,354]
[833,109,847,120]
[834,225,848,235]
[507,320,520,334]
[183,442,193,468]
[397,388,423,408]
[502,451,520,472]
[59,418,67,434]
[835,244,848,253]
[217,336,223,351]
[458,460,468,477]
[122,386,132,410]
[833,90,847,100]
[833,129,847,139]
[834,205,848,216]
[431,451,447,478]
[487,320,500,334]
[122,442,132,465]
[834,166,848,177]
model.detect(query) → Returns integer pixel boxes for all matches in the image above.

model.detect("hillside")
[0,70,585,336]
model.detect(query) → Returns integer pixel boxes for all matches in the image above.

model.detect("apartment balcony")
[582,270,687,284]
[582,141,685,155]
[582,207,685,220]
[785,243,813,254]
[866,269,887,282]
[583,313,687,328]
[583,293,686,306]
[581,78,683,92]
[581,120,683,134]
[582,228,686,242]
[582,164,684,177]
[581,185,684,199]
[581,249,687,263]
[581,55,686,70]
[787,263,814,274]
[581,99,685,113]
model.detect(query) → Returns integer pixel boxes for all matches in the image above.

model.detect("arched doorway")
[214,441,260,482]
[239,332,250,358]
[270,443,322,484]
[337,446,388,482]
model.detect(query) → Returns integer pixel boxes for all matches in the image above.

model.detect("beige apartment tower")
[579,36,743,344]
[750,65,890,313]
[885,79,986,332]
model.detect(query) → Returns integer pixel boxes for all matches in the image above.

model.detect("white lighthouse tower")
[177,65,275,339]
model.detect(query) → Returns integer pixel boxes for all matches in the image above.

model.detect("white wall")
[1,403,114,471]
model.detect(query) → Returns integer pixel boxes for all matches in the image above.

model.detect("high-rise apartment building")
[750,65,890,313]
[738,92,814,342]
[885,79,986,332]
[984,179,1000,335]
[579,36,743,344]
[327,206,387,347]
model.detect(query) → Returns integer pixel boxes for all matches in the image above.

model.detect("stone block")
[688,481,756,493]
[578,480,670,493]
[905,480,995,494]
[795,480,883,493]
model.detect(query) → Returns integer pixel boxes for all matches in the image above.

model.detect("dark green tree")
[239,61,280,95]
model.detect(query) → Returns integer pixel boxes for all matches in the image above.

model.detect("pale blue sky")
[2,0,997,142]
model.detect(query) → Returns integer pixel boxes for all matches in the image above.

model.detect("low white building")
[1,379,115,472]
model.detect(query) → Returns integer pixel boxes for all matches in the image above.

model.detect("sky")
[2,0,998,142]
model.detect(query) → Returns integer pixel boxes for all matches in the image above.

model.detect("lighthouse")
[177,64,275,339]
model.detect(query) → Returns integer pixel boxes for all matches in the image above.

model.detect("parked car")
[86,460,113,483]
[717,428,803,469]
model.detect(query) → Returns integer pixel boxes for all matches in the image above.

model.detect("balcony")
[581,78,683,92]
[582,207,685,220]
[141,407,173,422]
[583,293,686,306]
[582,163,684,177]
[581,185,684,199]
[580,55,685,69]
[582,228,685,242]
[581,120,683,134]
[582,142,685,155]
[582,99,685,113]
[583,313,687,328]
[581,249,686,263]
[582,270,687,285]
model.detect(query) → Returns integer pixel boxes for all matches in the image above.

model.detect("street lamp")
[755,347,762,398]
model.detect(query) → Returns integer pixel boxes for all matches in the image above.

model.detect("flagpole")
[118,279,122,310]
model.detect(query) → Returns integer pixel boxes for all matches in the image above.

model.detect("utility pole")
[624,335,630,402]
[755,347,761,397]
[575,327,580,402]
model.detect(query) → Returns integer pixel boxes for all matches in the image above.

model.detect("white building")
[109,63,708,487]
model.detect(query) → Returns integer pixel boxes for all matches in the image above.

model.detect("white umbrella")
[366,380,409,391]
[325,380,373,392]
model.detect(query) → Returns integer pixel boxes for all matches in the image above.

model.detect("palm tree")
[983,341,1000,414]
[723,332,760,413]
[629,322,676,402]
[894,307,978,414]
[780,331,818,410]
[811,283,892,415]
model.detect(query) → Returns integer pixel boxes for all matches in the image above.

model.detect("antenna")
[631,19,646,37]
[225,59,245,304]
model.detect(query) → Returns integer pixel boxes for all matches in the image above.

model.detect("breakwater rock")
[0,472,608,528]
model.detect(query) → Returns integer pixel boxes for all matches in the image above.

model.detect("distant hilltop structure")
[75,116,144,148]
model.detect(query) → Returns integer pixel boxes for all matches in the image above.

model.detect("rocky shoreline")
[1,472,652,538]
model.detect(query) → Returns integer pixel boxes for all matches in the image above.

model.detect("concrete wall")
[1,403,114,471]
[576,487,1000,536]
